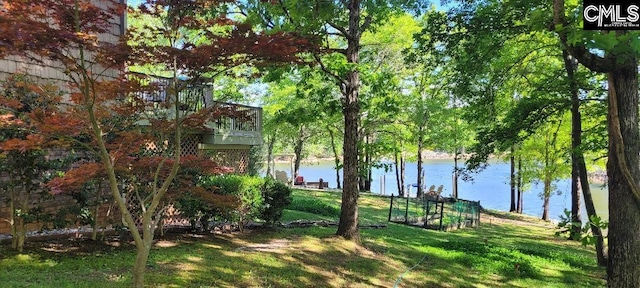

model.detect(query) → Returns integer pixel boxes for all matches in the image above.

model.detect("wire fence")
[389,195,481,231]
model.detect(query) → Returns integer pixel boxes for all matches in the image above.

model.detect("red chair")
[294,176,305,185]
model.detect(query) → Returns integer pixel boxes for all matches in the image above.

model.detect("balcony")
[129,72,262,147]
[202,102,262,146]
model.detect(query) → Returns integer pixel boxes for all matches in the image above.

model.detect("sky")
[128,0,142,6]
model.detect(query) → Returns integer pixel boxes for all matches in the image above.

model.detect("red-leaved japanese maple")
[0,75,64,252]
[0,0,314,286]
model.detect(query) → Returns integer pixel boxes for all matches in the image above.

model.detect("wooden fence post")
[439,202,444,231]
[404,196,410,224]
[388,194,394,222]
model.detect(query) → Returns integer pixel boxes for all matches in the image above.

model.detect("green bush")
[202,175,243,195]
[260,178,292,225]
[181,175,294,228]
[287,198,340,217]
[175,192,208,230]
[202,175,264,220]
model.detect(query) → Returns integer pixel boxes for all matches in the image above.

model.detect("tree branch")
[326,20,350,40]
[277,0,297,28]
[581,98,606,103]
[360,14,373,33]
[312,54,346,87]
[607,73,640,206]
[552,0,613,73]
[321,47,347,54]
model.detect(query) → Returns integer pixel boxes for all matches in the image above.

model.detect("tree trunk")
[552,0,634,276]
[328,126,342,189]
[92,202,100,241]
[394,151,406,197]
[394,152,402,196]
[510,146,516,212]
[336,0,361,241]
[16,187,28,253]
[16,217,25,253]
[579,158,608,266]
[358,163,365,191]
[366,164,372,191]
[417,129,424,199]
[266,133,276,178]
[358,133,368,191]
[357,130,365,191]
[516,156,523,214]
[293,126,304,179]
[562,49,583,241]
[9,176,17,250]
[400,153,406,197]
[91,183,103,241]
[453,152,459,199]
[541,134,550,221]
[132,230,153,288]
[358,134,365,191]
[569,152,582,238]
[337,92,360,240]
[574,148,608,266]
[9,172,28,252]
[364,134,371,191]
[606,65,640,287]
[542,178,551,221]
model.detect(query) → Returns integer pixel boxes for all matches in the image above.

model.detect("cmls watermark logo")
[583,1,640,30]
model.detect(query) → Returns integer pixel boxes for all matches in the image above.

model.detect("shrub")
[260,178,292,225]
[175,192,207,230]
[175,187,242,231]
[179,175,294,229]
[201,175,264,221]
[287,198,340,217]
[555,209,609,246]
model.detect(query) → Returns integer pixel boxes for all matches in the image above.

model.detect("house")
[129,72,263,173]
[0,0,262,174]
[0,0,125,84]
[0,0,262,235]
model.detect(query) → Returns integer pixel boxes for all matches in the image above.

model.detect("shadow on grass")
[512,238,601,270]
[481,209,536,221]
[429,239,542,280]
[0,190,605,287]
[360,221,604,287]
[144,229,392,287]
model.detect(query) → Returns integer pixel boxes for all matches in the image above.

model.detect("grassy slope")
[0,189,605,287]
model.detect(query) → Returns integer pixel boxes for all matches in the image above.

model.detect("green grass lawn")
[0,189,605,287]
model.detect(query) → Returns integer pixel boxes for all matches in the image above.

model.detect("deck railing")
[208,101,262,133]
[128,72,262,134]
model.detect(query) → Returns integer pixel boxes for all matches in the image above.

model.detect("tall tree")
[562,49,582,240]
[357,14,420,196]
[406,72,448,198]
[560,48,607,264]
[326,122,344,189]
[333,0,365,239]
[0,75,65,252]
[404,10,453,198]
[264,68,327,180]
[553,1,640,285]
[424,2,605,234]
[356,14,420,193]
[244,0,424,241]
[519,117,571,221]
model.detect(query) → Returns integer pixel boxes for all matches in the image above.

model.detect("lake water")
[274,159,608,222]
